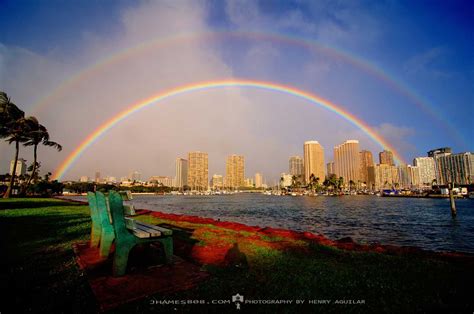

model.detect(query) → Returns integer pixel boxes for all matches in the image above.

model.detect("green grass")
[0,198,96,313]
[1,198,473,313]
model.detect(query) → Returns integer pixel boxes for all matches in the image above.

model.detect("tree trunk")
[23,144,38,194]
[4,140,20,198]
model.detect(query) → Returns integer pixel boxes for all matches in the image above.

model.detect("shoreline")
[56,196,474,258]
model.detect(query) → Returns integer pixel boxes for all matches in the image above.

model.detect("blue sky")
[0,0,472,181]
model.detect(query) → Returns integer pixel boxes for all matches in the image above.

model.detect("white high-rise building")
[289,156,304,176]
[175,158,188,189]
[10,158,27,176]
[255,172,263,188]
[413,157,436,187]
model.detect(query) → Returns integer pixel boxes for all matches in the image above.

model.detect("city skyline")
[1,1,472,182]
[66,142,472,190]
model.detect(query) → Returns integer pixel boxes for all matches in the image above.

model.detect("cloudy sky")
[0,0,472,183]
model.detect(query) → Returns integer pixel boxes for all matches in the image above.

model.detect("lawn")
[0,198,472,313]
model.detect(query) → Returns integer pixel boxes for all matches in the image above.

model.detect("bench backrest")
[95,191,115,233]
[87,192,101,227]
[108,190,135,242]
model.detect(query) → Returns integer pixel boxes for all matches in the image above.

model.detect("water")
[64,194,474,253]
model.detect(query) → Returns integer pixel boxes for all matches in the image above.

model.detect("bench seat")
[125,218,173,238]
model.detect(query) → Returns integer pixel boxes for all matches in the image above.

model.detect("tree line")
[0,92,62,198]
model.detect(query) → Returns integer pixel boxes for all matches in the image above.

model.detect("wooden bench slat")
[135,224,162,237]
[132,228,151,238]
[135,221,173,236]
[125,217,173,238]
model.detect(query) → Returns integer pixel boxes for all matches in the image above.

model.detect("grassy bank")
[0,198,472,313]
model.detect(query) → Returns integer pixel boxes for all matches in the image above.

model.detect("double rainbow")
[52,79,405,180]
[31,31,465,147]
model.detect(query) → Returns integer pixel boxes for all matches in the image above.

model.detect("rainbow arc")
[52,79,406,180]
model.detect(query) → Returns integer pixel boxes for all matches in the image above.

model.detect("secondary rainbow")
[30,30,465,148]
[52,79,405,180]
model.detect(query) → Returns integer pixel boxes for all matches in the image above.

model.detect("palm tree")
[328,174,338,192]
[308,173,315,191]
[0,92,28,198]
[291,175,297,188]
[338,177,344,192]
[22,118,62,193]
[349,180,355,192]
[312,176,320,193]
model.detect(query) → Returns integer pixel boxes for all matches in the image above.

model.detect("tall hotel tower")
[379,150,395,166]
[359,150,374,183]
[187,151,208,191]
[334,140,361,184]
[289,156,304,177]
[175,158,188,189]
[225,155,245,189]
[303,141,325,184]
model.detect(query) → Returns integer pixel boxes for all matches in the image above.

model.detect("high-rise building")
[326,162,335,176]
[225,154,245,189]
[428,147,452,158]
[9,158,27,176]
[303,141,325,184]
[289,156,304,176]
[359,150,374,184]
[334,140,360,184]
[255,172,263,188]
[129,171,141,182]
[409,166,421,188]
[187,151,209,190]
[413,157,436,186]
[379,150,395,166]
[434,152,473,185]
[80,176,89,183]
[211,174,223,190]
[397,165,420,189]
[368,164,399,190]
[95,171,101,183]
[244,178,254,188]
[175,158,188,189]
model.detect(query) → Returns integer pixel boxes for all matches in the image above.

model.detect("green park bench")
[87,190,173,276]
